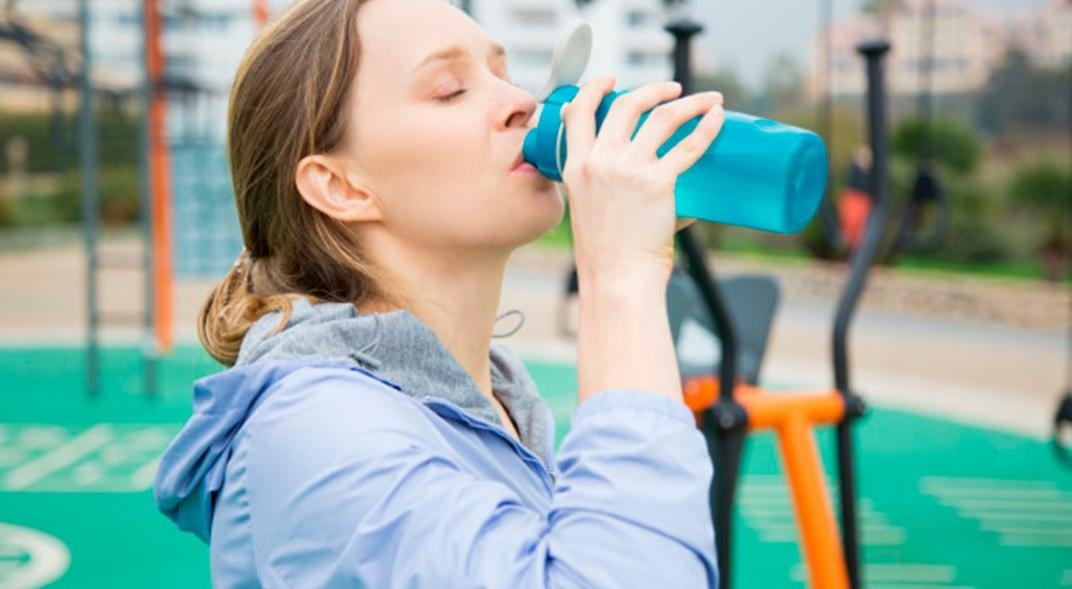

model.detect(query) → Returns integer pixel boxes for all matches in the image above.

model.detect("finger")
[595,80,683,151]
[657,103,725,177]
[560,74,616,173]
[675,217,698,232]
[629,92,723,160]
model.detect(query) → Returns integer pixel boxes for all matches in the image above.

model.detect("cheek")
[372,121,500,238]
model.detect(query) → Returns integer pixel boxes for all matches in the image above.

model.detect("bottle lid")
[534,19,592,102]
[523,85,581,181]
[524,19,593,181]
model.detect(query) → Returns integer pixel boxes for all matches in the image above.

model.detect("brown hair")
[199,0,403,366]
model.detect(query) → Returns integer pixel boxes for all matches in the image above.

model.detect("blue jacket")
[153,300,718,588]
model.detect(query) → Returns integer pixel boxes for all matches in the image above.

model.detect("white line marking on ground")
[790,563,964,585]
[2,425,113,491]
[933,498,1072,512]
[129,456,162,491]
[961,510,1072,523]
[920,476,1056,489]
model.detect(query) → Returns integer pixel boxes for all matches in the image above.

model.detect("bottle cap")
[524,19,593,181]
[534,19,592,102]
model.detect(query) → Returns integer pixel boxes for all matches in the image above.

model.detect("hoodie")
[153,298,718,588]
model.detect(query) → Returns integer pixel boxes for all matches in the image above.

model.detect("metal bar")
[779,415,849,589]
[140,0,160,399]
[665,15,749,589]
[832,38,893,589]
[78,0,100,400]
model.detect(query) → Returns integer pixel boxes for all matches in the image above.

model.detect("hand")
[559,74,724,285]
[675,217,698,232]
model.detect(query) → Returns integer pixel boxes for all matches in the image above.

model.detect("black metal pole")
[832,38,891,589]
[140,0,158,400]
[666,15,748,589]
[78,0,101,399]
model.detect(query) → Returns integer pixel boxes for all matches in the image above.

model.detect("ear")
[295,154,383,223]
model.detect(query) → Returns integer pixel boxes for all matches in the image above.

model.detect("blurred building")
[1009,0,1072,69]
[0,4,86,112]
[465,0,679,93]
[809,0,1006,100]
[808,0,1072,101]
[1,0,263,139]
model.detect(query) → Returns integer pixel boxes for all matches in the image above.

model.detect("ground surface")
[2,237,1070,587]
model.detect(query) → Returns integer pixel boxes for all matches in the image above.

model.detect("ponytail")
[197,250,308,367]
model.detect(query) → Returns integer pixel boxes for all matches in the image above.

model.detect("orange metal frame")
[684,376,850,589]
[144,0,173,353]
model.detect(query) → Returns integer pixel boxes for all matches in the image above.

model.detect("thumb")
[675,217,698,232]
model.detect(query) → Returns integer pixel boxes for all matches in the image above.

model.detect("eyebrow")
[411,42,507,74]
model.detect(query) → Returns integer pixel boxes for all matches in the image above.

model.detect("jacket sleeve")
[242,367,718,589]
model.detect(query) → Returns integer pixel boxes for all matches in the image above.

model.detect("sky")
[687,0,1051,89]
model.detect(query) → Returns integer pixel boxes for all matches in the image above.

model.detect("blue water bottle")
[522,85,829,234]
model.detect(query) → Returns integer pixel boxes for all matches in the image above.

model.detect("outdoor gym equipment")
[815,0,948,262]
[665,23,892,587]
[555,17,894,589]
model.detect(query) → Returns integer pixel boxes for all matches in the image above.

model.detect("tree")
[1009,159,1072,281]
[975,47,1072,135]
[891,117,981,175]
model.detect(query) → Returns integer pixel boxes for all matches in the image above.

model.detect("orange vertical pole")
[145,0,173,353]
[254,0,270,27]
[777,415,850,589]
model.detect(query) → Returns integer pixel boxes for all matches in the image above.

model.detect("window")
[626,10,649,28]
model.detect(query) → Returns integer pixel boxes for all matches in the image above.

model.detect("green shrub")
[892,117,981,175]
[0,109,140,174]
[938,179,1008,264]
[1009,158,1072,214]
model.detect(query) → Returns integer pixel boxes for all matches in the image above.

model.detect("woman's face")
[341,0,563,254]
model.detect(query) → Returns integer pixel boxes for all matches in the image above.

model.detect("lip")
[510,150,527,172]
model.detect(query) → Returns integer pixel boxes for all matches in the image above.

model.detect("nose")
[505,89,539,131]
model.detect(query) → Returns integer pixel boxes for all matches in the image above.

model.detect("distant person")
[151,0,723,587]
[838,144,874,250]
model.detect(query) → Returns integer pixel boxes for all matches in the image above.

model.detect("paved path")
[1,237,1067,438]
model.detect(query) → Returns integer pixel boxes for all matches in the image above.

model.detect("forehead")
[357,0,491,74]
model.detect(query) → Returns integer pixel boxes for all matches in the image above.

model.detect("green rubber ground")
[1,346,1070,588]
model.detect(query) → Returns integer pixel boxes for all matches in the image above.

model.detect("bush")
[0,109,140,174]
[892,117,981,175]
[938,179,1008,264]
[1009,158,1072,213]
[0,192,15,228]
[1007,157,1072,280]
[53,166,142,226]
[3,166,142,227]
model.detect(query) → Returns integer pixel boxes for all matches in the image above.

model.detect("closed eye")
[437,89,467,103]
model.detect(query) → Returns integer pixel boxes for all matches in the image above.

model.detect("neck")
[358,241,512,399]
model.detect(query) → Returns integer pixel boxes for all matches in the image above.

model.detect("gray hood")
[235,298,554,464]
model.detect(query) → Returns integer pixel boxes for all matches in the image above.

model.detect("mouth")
[510,150,526,171]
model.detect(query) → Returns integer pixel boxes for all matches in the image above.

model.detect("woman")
[153,0,726,586]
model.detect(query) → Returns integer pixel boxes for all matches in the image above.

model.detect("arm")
[575,272,685,406]
[243,368,717,588]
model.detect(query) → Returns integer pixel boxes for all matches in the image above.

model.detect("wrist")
[577,263,670,301]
